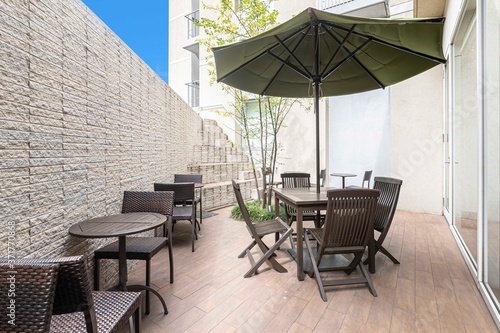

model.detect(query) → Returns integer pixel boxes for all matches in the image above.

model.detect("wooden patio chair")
[281,172,323,245]
[154,182,198,252]
[232,180,293,278]
[94,190,174,314]
[305,189,379,301]
[363,176,403,265]
[0,262,59,333]
[347,170,372,188]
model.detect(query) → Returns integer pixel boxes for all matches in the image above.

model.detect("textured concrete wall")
[0,0,205,265]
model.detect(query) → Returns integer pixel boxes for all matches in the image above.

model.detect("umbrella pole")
[315,82,320,194]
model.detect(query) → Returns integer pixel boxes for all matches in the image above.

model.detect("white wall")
[328,90,391,188]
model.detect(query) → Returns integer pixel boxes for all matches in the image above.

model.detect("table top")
[330,173,356,177]
[273,187,338,206]
[68,212,166,238]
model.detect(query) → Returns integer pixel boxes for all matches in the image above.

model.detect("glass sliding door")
[485,0,500,308]
[452,1,478,265]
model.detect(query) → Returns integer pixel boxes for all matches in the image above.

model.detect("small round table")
[330,173,357,188]
[69,212,168,312]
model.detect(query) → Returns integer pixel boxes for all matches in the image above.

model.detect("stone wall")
[0,0,255,269]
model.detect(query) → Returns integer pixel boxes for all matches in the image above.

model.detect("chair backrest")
[174,173,202,184]
[320,169,326,187]
[0,262,59,333]
[121,190,174,216]
[154,182,195,206]
[280,172,311,188]
[2,256,98,332]
[362,170,373,188]
[320,189,379,251]
[231,180,257,236]
[372,177,403,233]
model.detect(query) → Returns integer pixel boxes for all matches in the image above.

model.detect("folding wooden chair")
[363,176,403,265]
[232,180,293,278]
[305,188,379,301]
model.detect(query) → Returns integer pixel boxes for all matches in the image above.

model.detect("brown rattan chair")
[363,176,403,265]
[0,262,59,333]
[232,180,293,278]
[154,182,198,252]
[305,189,380,301]
[2,256,141,333]
[94,191,174,315]
[174,173,203,225]
[347,170,372,188]
[281,173,323,245]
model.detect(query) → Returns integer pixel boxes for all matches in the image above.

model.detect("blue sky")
[82,0,169,83]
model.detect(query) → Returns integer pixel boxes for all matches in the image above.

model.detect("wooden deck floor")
[125,207,499,333]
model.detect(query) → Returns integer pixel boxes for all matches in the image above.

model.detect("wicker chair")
[346,170,372,188]
[305,189,379,301]
[174,174,203,225]
[0,262,59,333]
[2,256,141,333]
[363,176,403,265]
[94,191,174,315]
[154,182,198,252]
[232,180,293,278]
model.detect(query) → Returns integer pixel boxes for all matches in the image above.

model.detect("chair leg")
[168,239,174,283]
[377,244,400,264]
[191,217,196,252]
[94,257,100,291]
[243,230,291,278]
[305,234,327,301]
[359,262,377,297]
[239,240,257,258]
[145,260,151,315]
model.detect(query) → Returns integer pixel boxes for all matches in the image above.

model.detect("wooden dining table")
[273,187,376,281]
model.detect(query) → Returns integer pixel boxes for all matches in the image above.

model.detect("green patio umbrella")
[212,7,446,193]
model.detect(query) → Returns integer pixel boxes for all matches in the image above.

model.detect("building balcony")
[183,10,200,56]
[318,0,390,18]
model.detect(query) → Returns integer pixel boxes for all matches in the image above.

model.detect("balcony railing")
[186,81,200,107]
[319,0,355,10]
[185,10,199,39]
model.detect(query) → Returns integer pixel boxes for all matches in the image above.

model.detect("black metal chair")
[232,180,292,278]
[154,182,198,252]
[0,262,59,333]
[94,191,174,315]
[305,189,380,301]
[363,176,403,265]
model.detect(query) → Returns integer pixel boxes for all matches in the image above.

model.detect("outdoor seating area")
[122,205,497,332]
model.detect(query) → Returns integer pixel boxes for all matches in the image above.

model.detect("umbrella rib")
[322,38,374,81]
[261,31,311,95]
[267,49,312,82]
[321,21,446,64]
[322,27,385,89]
[320,24,356,78]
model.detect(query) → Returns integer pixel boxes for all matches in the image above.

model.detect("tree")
[197,0,304,207]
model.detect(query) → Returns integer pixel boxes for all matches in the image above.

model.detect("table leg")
[296,208,305,281]
[342,177,346,188]
[118,235,128,291]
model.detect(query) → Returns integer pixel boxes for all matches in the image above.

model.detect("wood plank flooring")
[125,207,499,332]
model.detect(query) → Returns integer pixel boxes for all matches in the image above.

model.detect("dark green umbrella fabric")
[212,7,446,192]
[213,7,446,98]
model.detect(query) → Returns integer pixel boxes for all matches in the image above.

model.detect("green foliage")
[230,200,286,222]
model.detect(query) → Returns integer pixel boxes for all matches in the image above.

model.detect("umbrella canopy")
[212,7,446,192]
